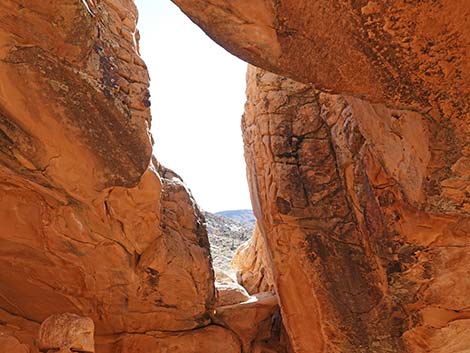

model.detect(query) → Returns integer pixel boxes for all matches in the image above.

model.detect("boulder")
[38,313,94,353]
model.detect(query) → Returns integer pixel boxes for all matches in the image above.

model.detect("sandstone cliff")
[0,1,286,352]
[1,0,470,352]
[237,53,470,353]
[174,1,470,352]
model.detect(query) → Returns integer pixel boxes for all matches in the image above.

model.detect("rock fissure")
[1,0,470,352]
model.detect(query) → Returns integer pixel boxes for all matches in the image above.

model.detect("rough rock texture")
[39,313,94,352]
[0,1,288,352]
[97,325,242,353]
[216,292,294,353]
[215,270,251,306]
[172,1,470,352]
[0,0,229,351]
[0,0,214,335]
[173,0,470,235]
[0,308,39,353]
[172,0,470,112]
[4,0,470,352]
[243,65,470,352]
[232,223,275,295]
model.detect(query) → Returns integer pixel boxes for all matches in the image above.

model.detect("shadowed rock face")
[242,66,470,353]
[2,0,470,352]
[171,1,470,352]
[0,1,288,352]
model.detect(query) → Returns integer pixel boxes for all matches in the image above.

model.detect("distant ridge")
[215,209,255,227]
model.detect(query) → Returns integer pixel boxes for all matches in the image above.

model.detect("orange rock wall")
[0,0,220,351]
[2,0,470,352]
[233,223,275,295]
[172,1,470,352]
[0,1,289,352]
[173,0,470,238]
[243,66,470,352]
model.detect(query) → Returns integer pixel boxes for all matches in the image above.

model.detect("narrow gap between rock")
[135,0,255,274]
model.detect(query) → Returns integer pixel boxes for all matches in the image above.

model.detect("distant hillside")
[215,209,256,228]
[204,210,255,271]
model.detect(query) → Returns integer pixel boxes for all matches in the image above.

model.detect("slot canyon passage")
[0,0,470,352]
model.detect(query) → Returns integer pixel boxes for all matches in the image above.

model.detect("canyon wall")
[0,0,216,347]
[242,66,470,352]
[0,1,286,352]
[174,0,470,230]
[1,0,470,352]
[174,1,470,352]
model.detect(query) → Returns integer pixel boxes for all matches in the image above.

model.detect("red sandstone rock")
[3,0,470,352]
[242,65,470,352]
[215,270,251,306]
[174,0,470,230]
[168,3,470,350]
[173,0,470,114]
[0,1,217,351]
[232,223,275,295]
[213,292,284,353]
[0,335,29,353]
[39,313,94,353]
[105,325,241,353]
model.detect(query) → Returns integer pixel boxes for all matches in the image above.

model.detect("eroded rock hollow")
[1,0,470,352]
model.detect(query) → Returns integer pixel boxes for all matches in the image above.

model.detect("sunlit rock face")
[242,66,470,353]
[232,223,275,295]
[0,1,288,352]
[38,313,95,353]
[3,0,470,352]
[172,0,470,112]
[172,1,470,352]
[0,0,217,350]
[174,0,470,227]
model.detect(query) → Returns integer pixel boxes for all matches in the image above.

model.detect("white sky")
[135,0,252,212]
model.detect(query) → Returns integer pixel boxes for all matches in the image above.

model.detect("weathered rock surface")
[215,269,251,306]
[173,0,470,243]
[232,223,275,295]
[0,2,288,353]
[39,313,94,353]
[173,0,470,113]
[0,308,39,353]
[3,0,470,352]
[0,335,30,353]
[213,292,288,353]
[98,325,242,353]
[243,65,470,352]
[0,0,220,351]
[172,2,470,352]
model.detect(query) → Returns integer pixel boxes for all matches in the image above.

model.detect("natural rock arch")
[0,0,469,352]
